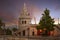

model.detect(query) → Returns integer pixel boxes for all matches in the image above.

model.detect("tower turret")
[18,3,31,32]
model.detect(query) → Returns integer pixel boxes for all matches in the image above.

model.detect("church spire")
[23,3,27,11]
[22,3,28,15]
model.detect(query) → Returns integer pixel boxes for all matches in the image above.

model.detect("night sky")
[0,0,60,25]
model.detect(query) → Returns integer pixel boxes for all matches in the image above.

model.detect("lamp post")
[27,28,29,40]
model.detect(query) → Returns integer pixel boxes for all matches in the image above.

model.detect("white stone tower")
[18,3,31,36]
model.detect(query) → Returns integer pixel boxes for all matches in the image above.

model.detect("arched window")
[23,30,25,36]
[25,21,26,24]
[18,32,21,36]
[22,21,26,24]
[22,21,24,24]
[32,31,34,36]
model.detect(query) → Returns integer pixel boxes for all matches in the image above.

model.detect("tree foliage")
[0,18,5,30]
[6,28,12,35]
[37,8,55,36]
[12,27,18,32]
[0,18,12,35]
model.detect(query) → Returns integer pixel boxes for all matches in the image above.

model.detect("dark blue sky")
[0,0,60,25]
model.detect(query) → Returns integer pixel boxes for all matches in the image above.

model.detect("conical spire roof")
[19,3,31,19]
[21,3,29,16]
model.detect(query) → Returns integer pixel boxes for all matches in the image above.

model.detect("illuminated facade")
[18,3,37,36]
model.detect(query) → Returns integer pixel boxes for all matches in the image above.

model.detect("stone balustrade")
[0,35,60,40]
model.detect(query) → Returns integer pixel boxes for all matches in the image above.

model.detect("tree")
[0,18,2,29]
[6,28,12,35]
[0,18,5,30]
[37,8,55,36]
[12,27,18,32]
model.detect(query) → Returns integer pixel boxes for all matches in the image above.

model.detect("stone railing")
[0,35,60,40]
